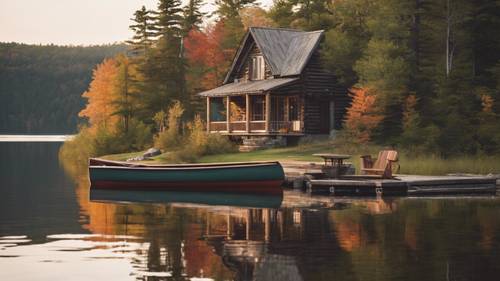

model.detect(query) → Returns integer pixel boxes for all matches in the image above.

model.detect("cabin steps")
[239,136,287,152]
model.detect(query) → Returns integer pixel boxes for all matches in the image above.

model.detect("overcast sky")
[0,0,272,46]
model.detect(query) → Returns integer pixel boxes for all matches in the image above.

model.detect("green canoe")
[89,158,284,195]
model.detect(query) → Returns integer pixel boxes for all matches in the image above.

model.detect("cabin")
[198,27,349,147]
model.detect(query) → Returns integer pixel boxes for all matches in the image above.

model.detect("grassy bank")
[101,140,500,175]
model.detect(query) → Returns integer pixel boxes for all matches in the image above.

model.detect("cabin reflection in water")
[81,188,400,280]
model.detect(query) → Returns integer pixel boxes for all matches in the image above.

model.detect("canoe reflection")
[90,189,283,209]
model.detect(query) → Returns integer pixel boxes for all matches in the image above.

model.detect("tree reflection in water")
[62,158,500,281]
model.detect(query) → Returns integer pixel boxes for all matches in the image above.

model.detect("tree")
[144,0,187,117]
[321,0,373,88]
[239,7,275,29]
[215,0,256,20]
[353,0,414,142]
[182,0,205,34]
[268,0,332,30]
[268,0,294,28]
[112,54,139,132]
[126,6,156,57]
[343,88,383,143]
[78,58,120,131]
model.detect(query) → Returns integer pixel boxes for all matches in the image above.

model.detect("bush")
[175,115,236,162]
[92,119,152,156]
[154,101,184,151]
[58,126,97,178]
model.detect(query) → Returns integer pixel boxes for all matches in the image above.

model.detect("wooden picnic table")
[313,154,352,178]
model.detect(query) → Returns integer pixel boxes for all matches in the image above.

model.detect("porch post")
[206,96,210,133]
[246,94,250,133]
[226,96,231,133]
[265,93,271,133]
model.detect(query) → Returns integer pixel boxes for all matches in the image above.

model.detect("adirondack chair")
[360,150,400,178]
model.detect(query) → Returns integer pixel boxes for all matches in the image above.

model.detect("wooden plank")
[246,94,250,132]
[265,93,270,132]
[226,96,231,133]
[408,184,496,195]
[206,96,210,132]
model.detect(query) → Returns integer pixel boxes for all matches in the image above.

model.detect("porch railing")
[208,120,303,134]
[270,121,303,133]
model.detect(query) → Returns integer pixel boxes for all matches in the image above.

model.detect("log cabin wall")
[302,50,350,133]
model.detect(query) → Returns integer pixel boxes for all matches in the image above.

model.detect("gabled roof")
[198,78,298,97]
[223,27,324,84]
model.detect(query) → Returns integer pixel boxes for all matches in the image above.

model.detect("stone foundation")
[239,136,287,152]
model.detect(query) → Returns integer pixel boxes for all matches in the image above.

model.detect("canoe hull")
[89,161,284,195]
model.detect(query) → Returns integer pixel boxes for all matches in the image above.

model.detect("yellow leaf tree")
[78,58,120,132]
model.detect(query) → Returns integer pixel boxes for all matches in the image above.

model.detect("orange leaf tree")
[78,58,120,132]
[344,87,383,143]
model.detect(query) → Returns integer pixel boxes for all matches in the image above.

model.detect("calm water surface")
[1,141,500,280]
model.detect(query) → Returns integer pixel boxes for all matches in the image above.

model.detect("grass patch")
[399,155,500,175]
[99,139,500,175]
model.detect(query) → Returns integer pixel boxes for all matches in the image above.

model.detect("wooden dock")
[280,161,499,196]
[305,175,498,196]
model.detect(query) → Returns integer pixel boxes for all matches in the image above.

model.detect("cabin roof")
[223,27,324,83]
[198,77,298,97]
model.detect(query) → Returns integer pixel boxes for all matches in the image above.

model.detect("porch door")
[271,96,286,131]
[319,100,330,134]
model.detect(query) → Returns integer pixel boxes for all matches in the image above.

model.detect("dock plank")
[306,174,497,196]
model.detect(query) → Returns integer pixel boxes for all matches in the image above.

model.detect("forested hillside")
[0,43,127,133]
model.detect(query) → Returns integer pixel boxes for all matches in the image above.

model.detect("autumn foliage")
[184,22,235,90]
[344,87,383,143]
[78,58,120,132]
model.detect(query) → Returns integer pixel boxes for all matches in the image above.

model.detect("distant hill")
[0,42,128,134]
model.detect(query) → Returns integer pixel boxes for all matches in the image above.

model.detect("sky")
[0,0,272,46]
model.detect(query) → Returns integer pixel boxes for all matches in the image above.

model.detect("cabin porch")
[206,93,304,136]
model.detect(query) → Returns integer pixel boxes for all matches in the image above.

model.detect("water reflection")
[1,142,500,280]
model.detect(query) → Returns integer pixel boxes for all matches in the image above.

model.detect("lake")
[1,140,500,280]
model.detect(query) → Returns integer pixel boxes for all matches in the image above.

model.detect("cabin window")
[251,95,265,121]
[289,96,300,121]
[210,97,227,121]
[250,56,265,80]
[229,96,246,121]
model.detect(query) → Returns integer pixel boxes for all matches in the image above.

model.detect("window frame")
[250,56,265,80]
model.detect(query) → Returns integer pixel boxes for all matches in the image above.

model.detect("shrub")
[205,133,237,155]
[155,101,184,151]
[177,115,236,162]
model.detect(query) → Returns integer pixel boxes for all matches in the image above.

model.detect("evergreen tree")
[215,0,256,19]
[147,0,187,118]
[268,0,294,28]
[182,0,205,34]
[126,6,156,56]
[354,0,415,143]
[321,0,373,88]
[214,0,256,56]
[268,0,332,30]
[112,54,137,132]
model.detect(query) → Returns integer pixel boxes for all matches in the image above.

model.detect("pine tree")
[182,0,205,34]
[146,0,187,117]
[321,0,373,88]
[215,0,256,20]
[354,0,415,142]
[268,0,294,28]
[112,54,137,132]
[126,6,156,56]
